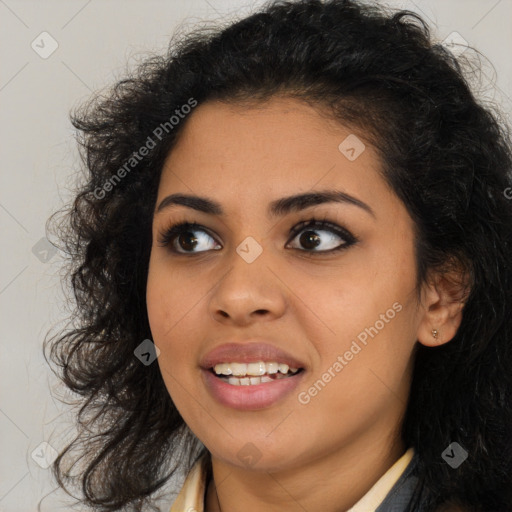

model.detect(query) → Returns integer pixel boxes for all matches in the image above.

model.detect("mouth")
[200,341,307,409]
[202,362,306,410]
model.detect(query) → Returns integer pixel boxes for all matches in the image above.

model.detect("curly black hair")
[44,0,512,510]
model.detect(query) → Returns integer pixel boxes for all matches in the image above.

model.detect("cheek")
[306,244,418,379]
[296,303,417,438]
[146,274,191,416]
[146,268,168,340]
[146,263,185,378]
[146,259,205,395]
[146,258,196,341]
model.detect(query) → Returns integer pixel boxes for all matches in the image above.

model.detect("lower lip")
[201,368,305,411]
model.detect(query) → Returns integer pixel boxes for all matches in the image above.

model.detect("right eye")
[157,221,222,254]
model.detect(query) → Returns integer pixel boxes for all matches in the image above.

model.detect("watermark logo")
[134,339,160,366]
[31,31,59,59]
[31,441,58,469]
[236,236,263,263]
[442,31,469,58]
[237,442,262,467]
[32,237,57,263]
[338,134,366,161]
[441,442,468,469]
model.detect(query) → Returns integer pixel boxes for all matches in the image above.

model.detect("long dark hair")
[44,0,512,510]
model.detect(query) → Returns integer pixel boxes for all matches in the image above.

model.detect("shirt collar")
[170,447,415,512]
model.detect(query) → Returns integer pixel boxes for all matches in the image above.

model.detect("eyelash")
[156,217,358,256]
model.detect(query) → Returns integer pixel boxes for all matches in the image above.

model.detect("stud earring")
[431,329,439,339]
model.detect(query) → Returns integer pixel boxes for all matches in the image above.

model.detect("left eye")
[157,219,357,254]
[286,219,356,253]
[157,222,220,253]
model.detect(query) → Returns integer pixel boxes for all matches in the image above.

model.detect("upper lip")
[200,341,306,370]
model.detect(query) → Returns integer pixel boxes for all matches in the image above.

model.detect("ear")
[416,261,471,347]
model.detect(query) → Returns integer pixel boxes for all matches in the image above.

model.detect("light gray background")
[1,0,511,510]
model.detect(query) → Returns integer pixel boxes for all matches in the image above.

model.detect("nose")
[208,245,287,326]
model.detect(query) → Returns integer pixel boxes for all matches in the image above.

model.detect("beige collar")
[170,447,415,512]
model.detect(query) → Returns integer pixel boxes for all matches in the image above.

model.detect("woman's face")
[147,96,427,472]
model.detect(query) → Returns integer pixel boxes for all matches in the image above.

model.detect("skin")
[146,96,464,512]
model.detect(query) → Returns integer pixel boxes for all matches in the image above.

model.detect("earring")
[431,329,439,339]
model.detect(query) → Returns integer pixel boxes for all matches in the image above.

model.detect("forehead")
[157,96,392,217]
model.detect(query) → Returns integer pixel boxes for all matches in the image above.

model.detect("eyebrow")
[155,189,376,219]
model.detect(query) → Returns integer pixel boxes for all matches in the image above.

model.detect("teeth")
[231,362,247,376]
[279,363,289,374]
[213,361,300,377]
[227,374,285,386]
[266,362,279,374]
[247,362,266,375]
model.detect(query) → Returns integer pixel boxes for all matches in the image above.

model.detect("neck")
[204,429,407,512]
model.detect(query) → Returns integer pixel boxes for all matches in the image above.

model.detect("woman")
[44,0,512,510]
